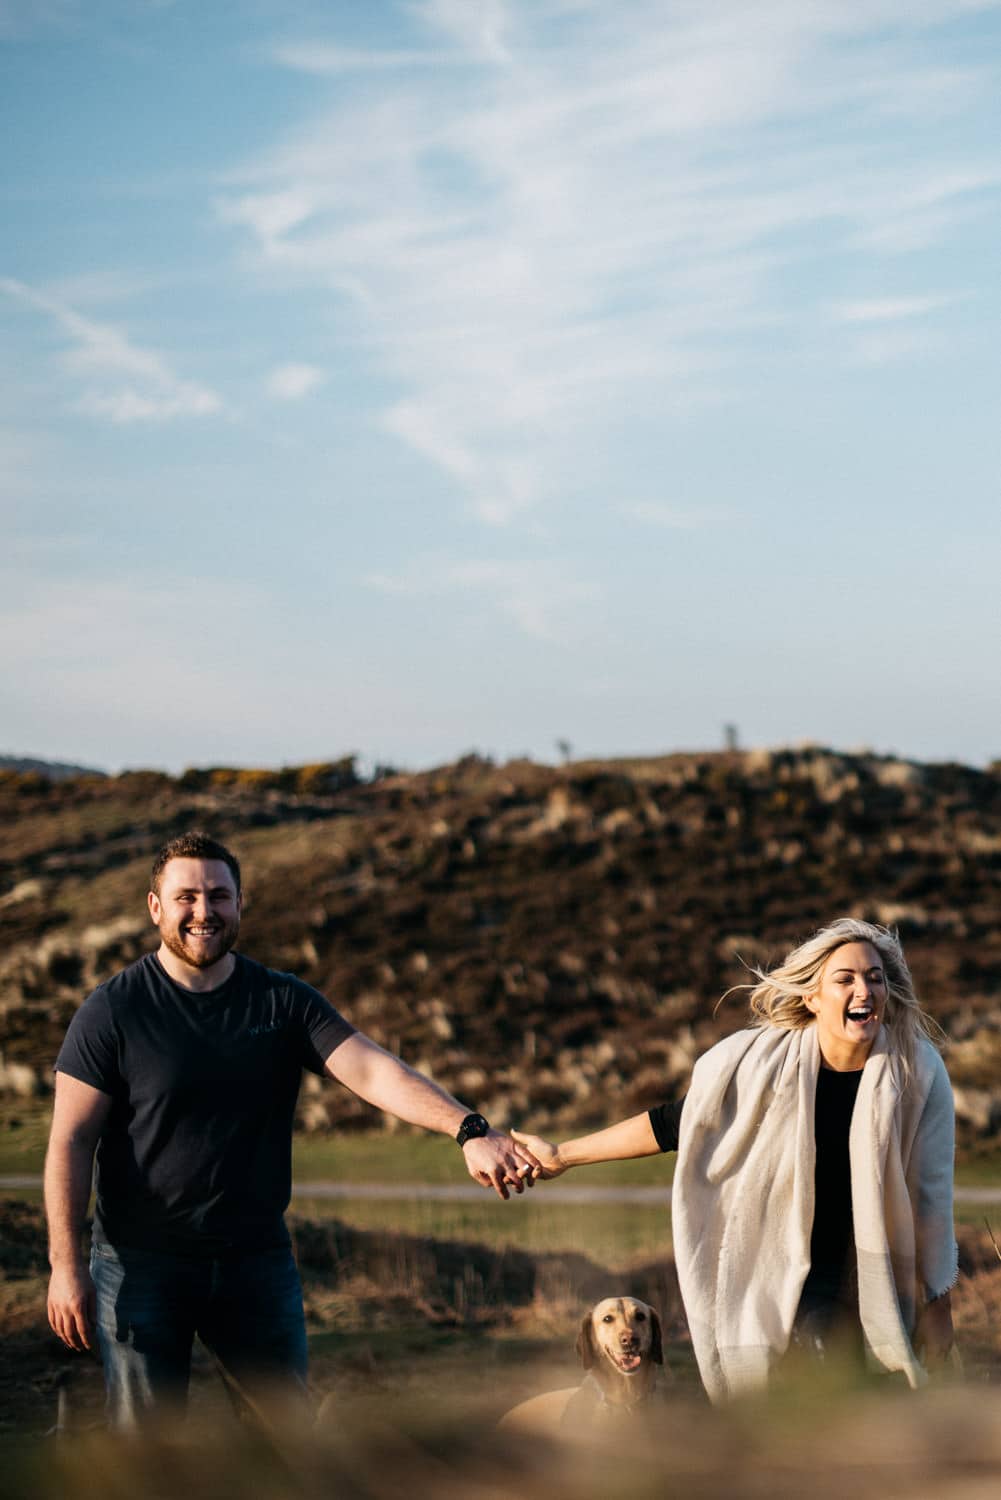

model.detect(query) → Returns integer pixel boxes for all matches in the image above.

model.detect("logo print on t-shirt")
[248,1021,285,1036]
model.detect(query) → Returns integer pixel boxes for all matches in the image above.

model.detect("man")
[45,831,537,1427]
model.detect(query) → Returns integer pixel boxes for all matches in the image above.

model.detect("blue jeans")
[90,1240,310,1429]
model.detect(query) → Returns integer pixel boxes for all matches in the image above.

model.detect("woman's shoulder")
[693,1025,789,1077]
[914,1034,950,1085]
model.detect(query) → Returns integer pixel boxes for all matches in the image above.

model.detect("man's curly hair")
[150,831,241,895]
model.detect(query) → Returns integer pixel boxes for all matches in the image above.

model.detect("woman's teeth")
[847,1005,874,1022]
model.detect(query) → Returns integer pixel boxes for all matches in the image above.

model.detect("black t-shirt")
[648,1097,684,1152]
[799,1066,863,1313]
[55,952,355,1254]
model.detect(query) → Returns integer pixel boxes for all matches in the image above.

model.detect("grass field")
[5,1097,1001,1252]
[6,1090,1001,1495]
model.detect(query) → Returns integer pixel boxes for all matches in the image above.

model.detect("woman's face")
[805,940,887,1070]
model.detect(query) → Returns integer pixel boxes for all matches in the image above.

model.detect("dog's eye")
[602,1314,615,1323]
[634,1311,646,1321]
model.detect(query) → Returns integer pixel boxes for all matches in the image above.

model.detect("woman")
[513,918,957,1401]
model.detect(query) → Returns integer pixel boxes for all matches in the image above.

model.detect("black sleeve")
[648,1096,685,1153]
[54,988,119,1095]
[293,980,357,1073]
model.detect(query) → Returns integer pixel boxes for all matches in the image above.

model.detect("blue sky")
[3,0,1000,774]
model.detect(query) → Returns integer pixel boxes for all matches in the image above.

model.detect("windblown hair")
[746,916,944,1077]
[150,831,242,895]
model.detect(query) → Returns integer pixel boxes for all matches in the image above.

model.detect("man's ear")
[147,890,161,926]
[575,1311,597,1370]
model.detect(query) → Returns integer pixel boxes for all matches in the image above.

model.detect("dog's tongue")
[618,1352,642,1372]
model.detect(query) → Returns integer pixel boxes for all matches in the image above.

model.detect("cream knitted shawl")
[672,1024,956,1403]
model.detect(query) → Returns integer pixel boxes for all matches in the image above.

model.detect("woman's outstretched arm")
[511,1111,664,1179]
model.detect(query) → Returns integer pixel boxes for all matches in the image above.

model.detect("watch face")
[457,1112,490,1144]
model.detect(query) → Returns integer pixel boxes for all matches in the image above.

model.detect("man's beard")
[159,915,240,971]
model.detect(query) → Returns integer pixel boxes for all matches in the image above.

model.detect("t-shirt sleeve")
[54,988,120,1095]
[648,1095,685,1152]
[294,981,356,1073]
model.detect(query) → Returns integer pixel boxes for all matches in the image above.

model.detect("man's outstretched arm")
[324,1034,539,1199]
[44,1072,113,1351]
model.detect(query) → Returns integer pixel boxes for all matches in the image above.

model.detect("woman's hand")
[510,1128,568,1179]
[914,1291,954,1369]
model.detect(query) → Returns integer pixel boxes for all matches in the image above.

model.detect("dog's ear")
[649,1307,663,1366]
[575,1310,597,1369]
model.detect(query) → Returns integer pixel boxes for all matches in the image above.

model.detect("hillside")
[2,747,1001,1144]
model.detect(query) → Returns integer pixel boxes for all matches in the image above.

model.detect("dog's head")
[576,1296,663,1379]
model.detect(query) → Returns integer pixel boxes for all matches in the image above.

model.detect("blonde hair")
[745,916,944,1078]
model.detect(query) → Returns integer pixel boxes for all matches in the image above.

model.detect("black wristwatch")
[455,1112,491,1147]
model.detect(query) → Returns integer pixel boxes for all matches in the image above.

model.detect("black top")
[799,1066,863,1313]
[648,1097,684,1153]
[56,952,355,1254]
[648,1066,863,1314]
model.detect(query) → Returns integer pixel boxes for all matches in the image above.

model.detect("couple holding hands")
[45,830,955,1426]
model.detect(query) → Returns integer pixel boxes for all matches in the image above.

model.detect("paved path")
[5,1175,1001,1205]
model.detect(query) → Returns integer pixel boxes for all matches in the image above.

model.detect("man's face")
[148,857,242,971]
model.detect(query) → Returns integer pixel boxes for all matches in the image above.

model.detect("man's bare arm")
[324,1034,539,1200]
[44,1073,113,1351]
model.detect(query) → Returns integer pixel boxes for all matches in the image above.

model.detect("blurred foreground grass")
[7,1378,1001,1500]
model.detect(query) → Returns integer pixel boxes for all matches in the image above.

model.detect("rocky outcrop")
[2,748,1000,1142]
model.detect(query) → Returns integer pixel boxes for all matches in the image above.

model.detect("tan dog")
[498,1297,666,1436]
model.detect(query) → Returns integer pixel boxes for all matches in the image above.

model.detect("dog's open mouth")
[611,1350,644,1374]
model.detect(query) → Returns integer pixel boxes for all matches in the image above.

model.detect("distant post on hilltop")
[723,723,739,752]
[555,738,573,764]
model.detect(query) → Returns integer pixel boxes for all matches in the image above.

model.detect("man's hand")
[462,1130,541,1199]
[48,1262,96,1352]
[914,1292,954,1370]
[510,1128,567,1179]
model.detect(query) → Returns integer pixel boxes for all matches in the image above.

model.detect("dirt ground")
[4,1201,1001,1447]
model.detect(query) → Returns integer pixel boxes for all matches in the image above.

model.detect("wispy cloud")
[623,502,735,530]
[221,0,1001,524]
[272,44,453,75]
[219,188,316,241]
[834,296,954,323]
[366,554,597,642]
[266,363,326,401]
[0,425,40,504]
[0,276,223,424]
[831,290,957,363]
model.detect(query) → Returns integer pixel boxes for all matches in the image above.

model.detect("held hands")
[462,1129,542,1200]
[510,1128,567,1179]
[47,1262,96,1352]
